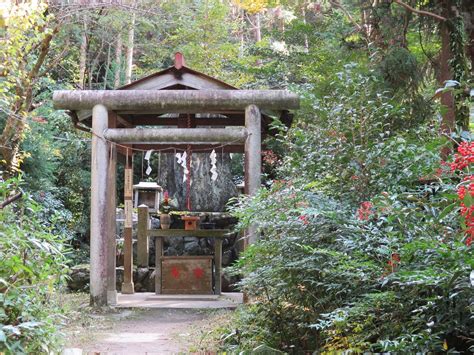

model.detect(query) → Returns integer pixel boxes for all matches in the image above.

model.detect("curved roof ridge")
[118,52,238,91]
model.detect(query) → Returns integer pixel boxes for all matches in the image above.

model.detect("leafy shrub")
[0,177,68,353]
[220,65,473,352]
[282,64,440,203]
[224,178,472,352]
[378,47,421,91]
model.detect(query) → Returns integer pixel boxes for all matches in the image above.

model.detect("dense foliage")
[0,178,68,353]
[223,44,473,354]
[227,140,473,351]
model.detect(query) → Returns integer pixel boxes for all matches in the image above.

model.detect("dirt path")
[64,307,232,354]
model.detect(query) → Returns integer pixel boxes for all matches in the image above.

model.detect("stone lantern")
[133,182,163,213]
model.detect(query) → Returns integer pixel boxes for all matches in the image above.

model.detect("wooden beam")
[118,110,244,115]
[103,127,247,144]
[115,114,133,128]
[148,229,231,238]
[53,90,300,111]
[131,116,244,127]
[131,144,244,153]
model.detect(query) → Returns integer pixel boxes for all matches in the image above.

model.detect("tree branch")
[0,191,22,209]
[393,0,446,22]
[329,0,362,31]
[39,46,69,77]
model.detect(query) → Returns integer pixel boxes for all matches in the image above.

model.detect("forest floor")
[61,293,232,354]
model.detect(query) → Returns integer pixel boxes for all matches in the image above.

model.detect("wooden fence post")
[137,205,150,267]
[155,237,163,294]
[214,239,223,295]
[121,153,134,294]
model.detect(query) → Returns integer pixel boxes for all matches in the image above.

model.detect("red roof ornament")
[174,52,185,69]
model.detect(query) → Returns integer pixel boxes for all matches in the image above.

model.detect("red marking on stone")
[170,266,180,279]
[193,267,204,279]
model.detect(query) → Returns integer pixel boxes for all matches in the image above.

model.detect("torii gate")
[53,53,299,306]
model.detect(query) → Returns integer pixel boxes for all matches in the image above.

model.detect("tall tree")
[114,34,123,88]
[78,16,88,89]
[125,10,136,84]
[0,2,60,176]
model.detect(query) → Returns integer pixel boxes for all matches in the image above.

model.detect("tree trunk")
[114,34,122,88]
[0,108,25,176]
[438,23,456,133]
[437,1,456,133]
[103,44,111,89]
[368,0,408,50]
[462,0,474,75]
[78,18,88,89]
[155,152,238,212]
[125,12,136,85]
[468,25,474,74]
[254,13,261,42]
[0,27,57,176]
[302,4,309,53]
[88,38,104,89]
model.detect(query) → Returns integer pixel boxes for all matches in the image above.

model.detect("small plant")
[0,177,69,353]
[160,191,172,214]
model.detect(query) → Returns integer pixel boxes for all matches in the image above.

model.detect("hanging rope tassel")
[210,149,218,181]
[144,149,153,176]
[186,145,192,211]
[186,113,192,211]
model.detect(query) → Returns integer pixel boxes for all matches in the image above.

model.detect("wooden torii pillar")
[54,90,299,306]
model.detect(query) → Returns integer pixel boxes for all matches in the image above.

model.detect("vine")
[447,0,470,130]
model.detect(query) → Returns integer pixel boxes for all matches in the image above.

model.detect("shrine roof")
[117,52,238,91]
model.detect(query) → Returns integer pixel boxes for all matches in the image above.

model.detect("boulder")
[68,264,90,291]
[222,249,234,267]
[184,241,201,255]
[222,270,240,292]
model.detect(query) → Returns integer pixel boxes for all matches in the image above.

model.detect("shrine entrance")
[53,53,299,306]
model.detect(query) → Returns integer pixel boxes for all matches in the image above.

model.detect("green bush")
[0,177,68,353]
[220,65,473,352]
[224,179,472,352]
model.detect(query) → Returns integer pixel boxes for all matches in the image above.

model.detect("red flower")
[357,201,373,221]
[466,236,473,247]
[450,142,474,172]
[262,150,279,166]
[385,253,401,274]
[298,215,309,225]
